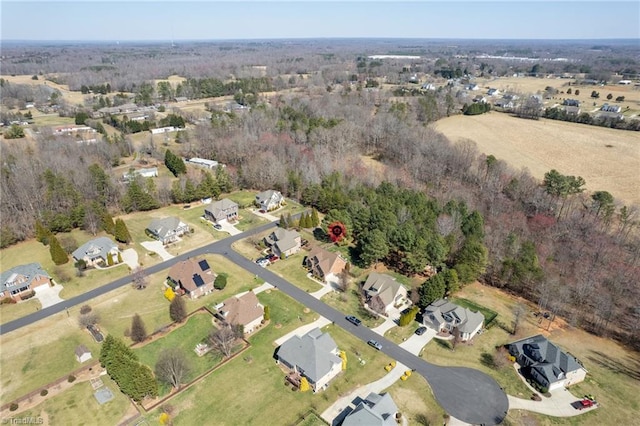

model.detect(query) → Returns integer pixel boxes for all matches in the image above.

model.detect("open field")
[433,113,640,206]
[450,282,640,426]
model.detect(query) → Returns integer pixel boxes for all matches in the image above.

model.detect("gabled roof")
[75,345,91,357]
[342,392,398,426]
[363,273,405,307]
[424,299,484,334]
[1,263,50,293]
[276,328,341,384]
[147,217,185,239]
[508,334,585,384]
[167,258,215,294]
[72,237,118,261]
[205,198,238,221]
[256,190,282,204]
[307,246,346,277]
[265,228,300,253]
[219,291,263,327]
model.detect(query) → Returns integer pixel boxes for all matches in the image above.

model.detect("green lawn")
[226,190,258,208]
[19,376,132,426]
[295,411,328,426]
[451,297,499,327]
[32,115,75,127]
[134,312,221,395]
[142,289,392,425]
[234,210,270,232]
[267,252,323,293]
[322,288,383,329]
[385,373,447,426]
[383,322,420,345]
[0,297,42,324]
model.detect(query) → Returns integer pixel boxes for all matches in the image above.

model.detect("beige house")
[304,246,347,284]
[216,291,264,334]
[167,258,216,299]
[264,228,301,258]
[362,273,409,315]
[275,328,342,392]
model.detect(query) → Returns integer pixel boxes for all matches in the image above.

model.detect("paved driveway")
[120,248,139,269]
[219,220,241,236]
[508,388,596,417]
[140,241,174,261]
[370,317,397,335]
[34,284,64,308]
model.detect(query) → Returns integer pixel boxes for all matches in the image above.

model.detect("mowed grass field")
[433,113,640,206]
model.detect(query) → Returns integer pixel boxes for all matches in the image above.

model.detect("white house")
[256,190,284,211]
[72,237,120,267]
[275,328,342,392]
[75,345,92,363]
[187,158,219,169]
[423,299,484,341]
[123,167,158,181]
[146,217,190,244]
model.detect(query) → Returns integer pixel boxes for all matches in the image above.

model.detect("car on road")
[345,315,362,326]
[368,339,382,350]
[415,326,427,336]
[256,258,269,268]
[213,224,222,230]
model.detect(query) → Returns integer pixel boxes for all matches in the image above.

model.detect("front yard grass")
[142,289,392,425]
[0,297,42,324]
[385,373,447,426]
[19,375,132,426]
[384,322,420,345]
[322,288,383,329]
[134,312,221,396]
[267,252,323,293]
[234,210,270,231]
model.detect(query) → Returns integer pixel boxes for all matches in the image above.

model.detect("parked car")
[213,224,222,230]
[267,254,279,263]
[256,258,269,268]
[87,324,104,343]
[576,399,596,410]
[415,326,427,336]
[368,339,382,350]
[345,315,362,326]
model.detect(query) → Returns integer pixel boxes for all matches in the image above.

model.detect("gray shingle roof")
[424,299,484,334]
[205,198,238,222]
[342,392,398,426]
[147,217,184,239]
[363,273,404,307]
[277,328,341,384]
[72,237,118,262]
[1,263,50,293]
[265,228,300,254]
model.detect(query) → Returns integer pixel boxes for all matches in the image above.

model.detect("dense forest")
[1,40,639,351]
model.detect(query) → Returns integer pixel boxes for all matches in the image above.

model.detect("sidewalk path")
[253,282,275,294]
[274,316,332,346]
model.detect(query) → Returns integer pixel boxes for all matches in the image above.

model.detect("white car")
[256,258,269,268]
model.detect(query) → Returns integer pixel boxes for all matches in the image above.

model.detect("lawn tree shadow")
[587,350,640,381]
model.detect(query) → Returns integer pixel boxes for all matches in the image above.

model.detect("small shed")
[75,345,92,363]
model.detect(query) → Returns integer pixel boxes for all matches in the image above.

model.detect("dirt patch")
[433,113,640,206]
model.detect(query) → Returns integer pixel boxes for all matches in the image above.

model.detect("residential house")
[75,345,92,363]
[342,392,399,426]
[506,334,587,391]
[174,96,189,102]
[487,88,500,96]
[421,83,436,91]
[256,190,284,211]
[72,237,120,267]
[564,105,581,115]
[600,103,622,113]
[472,95,487,104]
[465,83,480,91]
[187,158,219,169]
[0,263,52,300]
[123,167,158,182]
[362,273,409,316]
[146,217,190,244]
[562,99,580,107]
[204,198,239,224]
[264,228,302,258]
[304,246,347,284]
[167,258,216,299]
[151,126,183,134]
[275,328,342,392]
[422,299,484,341]
[493,98,514,109]
[216,291,264,334]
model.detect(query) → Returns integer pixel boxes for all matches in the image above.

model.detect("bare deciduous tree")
[208,326,237,358]
[131,267,147,290]
[368,295,386,315]
[512,304,526,335]
[155,348,191,389]
[78,312,100,328]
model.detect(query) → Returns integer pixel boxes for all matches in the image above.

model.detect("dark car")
[87,324,104,343]
[345,315,362,326]
[368,339,382,350]
[415,326,427,336]
[213,224,222,230]
[267,254,279,263]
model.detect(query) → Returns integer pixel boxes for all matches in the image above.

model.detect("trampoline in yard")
[94,387,114,405]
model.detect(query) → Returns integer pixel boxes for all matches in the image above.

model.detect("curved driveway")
[0,219,508,425]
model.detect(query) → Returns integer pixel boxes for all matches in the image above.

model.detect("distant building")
[123,167,158,181]
[187,158,219,169]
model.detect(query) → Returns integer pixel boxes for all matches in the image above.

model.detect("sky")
[1,1,639,41]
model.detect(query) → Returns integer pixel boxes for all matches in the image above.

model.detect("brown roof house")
[264,228,301,258]
[75,345,92,363]
[204,198,239,224]
[0,263,52,300]
[167,258,216,299]
[304,246,347,285]
[362,273,409,316]
[216,291,264,334]
[275,328,342,392]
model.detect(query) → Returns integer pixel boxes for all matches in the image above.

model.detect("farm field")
[433,113,640,206]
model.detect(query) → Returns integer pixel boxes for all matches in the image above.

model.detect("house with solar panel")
[506,334,587,391]
[166,257,216,299]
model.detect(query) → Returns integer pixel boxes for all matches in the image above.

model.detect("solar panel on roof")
[193,274,205,287]
[198,260,210,271]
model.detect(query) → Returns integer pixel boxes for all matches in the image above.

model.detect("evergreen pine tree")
[279,214,288,228]
[299,212,308,228]
[49,235,69,265]
[130,314,147,343]
[114,219,132,243]
[311,208,320,227]
[102,211,116,235]
[107,252,114,266]
[35,220,52,245]
[117,252,123,264]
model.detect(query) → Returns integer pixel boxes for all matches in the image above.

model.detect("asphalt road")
[0,219,509,425]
